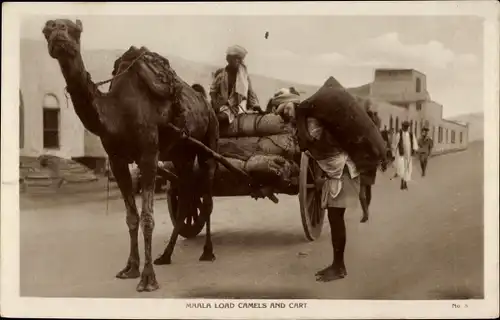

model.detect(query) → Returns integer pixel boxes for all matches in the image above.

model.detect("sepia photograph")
[1,1,499,319]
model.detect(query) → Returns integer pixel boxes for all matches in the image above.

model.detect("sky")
[22,15,484,117]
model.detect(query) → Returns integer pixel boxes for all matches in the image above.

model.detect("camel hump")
[121,46,150,61]
[121,48,179,99]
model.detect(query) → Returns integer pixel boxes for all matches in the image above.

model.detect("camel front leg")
[109,157,141,280]
[136,152,160,292]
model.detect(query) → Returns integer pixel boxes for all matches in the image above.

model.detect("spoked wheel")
[166,181,207,239]
[299,152,326,241]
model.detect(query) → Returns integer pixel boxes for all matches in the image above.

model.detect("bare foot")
[360,215,369,223]
[116,261,140,279]
[315,265,333,276]
[136,263,159,292]
[316,265,347,282]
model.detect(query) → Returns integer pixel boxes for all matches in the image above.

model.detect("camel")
[42,19,220,292]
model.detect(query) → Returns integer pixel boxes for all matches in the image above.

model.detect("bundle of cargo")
[161,154,299,197]
[203,104,302,195]
[219,113,290,138]
[218,133,300,162]
[159,106,301,197]
[294,76,387,171]
[215,154,299,196]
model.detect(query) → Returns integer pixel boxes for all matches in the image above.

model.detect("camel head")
[42,19,83,60]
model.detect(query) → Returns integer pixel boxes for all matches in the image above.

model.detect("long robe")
[392,130,419,182]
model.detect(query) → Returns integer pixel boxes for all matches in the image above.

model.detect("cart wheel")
[166,181,207,239]
[299,152,326,241]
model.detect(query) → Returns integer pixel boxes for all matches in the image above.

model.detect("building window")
[432,126,436,140]
[395,117,399,132]
[42,93,60,149]
[438,127,443,143]
[416,77,421,93]
[389,115,393,130]
[19,90,24,149]
[416,101,422,111]
[460,132,463,143]
[451,130,456,144]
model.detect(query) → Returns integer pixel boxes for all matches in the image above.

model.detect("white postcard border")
[1,1,499,319]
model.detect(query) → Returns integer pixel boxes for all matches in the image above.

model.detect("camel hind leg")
[154,150,197,265]
[197,153,216,261]
[198,111,219,262]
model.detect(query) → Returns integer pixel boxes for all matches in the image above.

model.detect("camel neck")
[58,54,104,135]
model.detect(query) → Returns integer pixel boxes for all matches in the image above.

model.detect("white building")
[364,69,468,153]
[20,39,111,172]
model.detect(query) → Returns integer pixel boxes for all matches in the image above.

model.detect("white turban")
[226,45,248,59]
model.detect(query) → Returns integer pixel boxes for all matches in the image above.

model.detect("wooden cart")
[162,148,326,242]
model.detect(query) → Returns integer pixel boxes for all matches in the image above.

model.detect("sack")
[295,76,387,171]
[219,134,300,161]
[220,113,290,138]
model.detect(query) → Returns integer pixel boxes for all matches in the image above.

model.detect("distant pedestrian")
[417,127,433,177]
[383,127,399,180]
[380,126,394,162]
[392,121,419,190]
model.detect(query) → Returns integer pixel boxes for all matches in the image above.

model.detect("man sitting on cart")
[209,45,263,128]
[273,89,360,282]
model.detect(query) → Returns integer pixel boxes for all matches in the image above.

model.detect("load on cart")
[158,77,387,242]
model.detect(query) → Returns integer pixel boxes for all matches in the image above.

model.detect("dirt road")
[20,142,484,299]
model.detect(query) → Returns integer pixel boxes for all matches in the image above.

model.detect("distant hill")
[449,112,484,141]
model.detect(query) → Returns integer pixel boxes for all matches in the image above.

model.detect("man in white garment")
[392,120,419,190]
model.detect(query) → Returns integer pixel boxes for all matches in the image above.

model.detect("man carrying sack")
[209,45,263,128]
[275,76,387,282]
[417,127,433,177]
